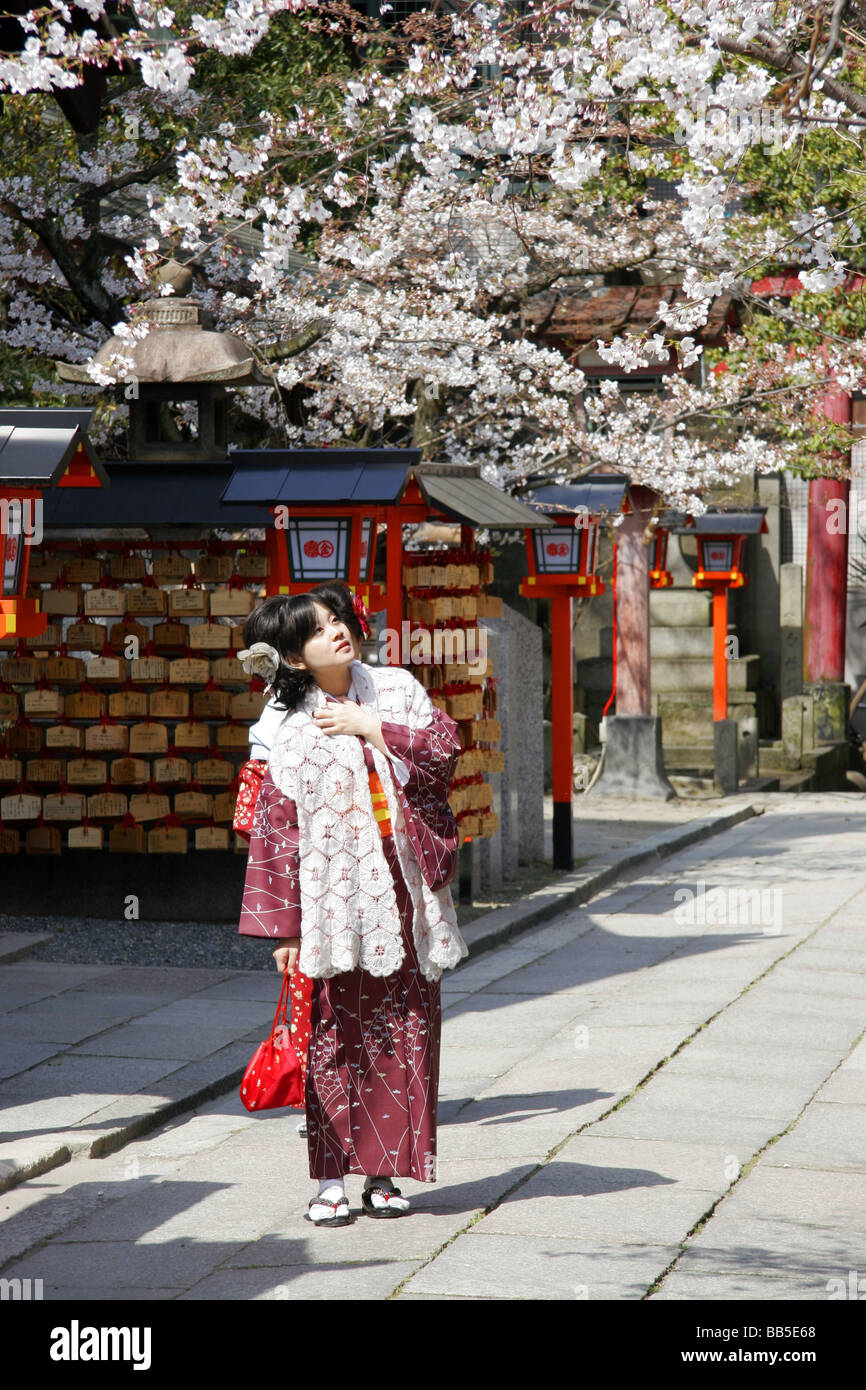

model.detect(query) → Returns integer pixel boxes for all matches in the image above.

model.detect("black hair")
[242,581,365,711]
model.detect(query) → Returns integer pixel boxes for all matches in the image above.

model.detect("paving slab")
[398,1230,679,1300]
[761,1103,866,1172]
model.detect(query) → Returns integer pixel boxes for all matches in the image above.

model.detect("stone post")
[779,563,803,705]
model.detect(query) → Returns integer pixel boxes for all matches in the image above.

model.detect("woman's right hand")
[273,938,301,975]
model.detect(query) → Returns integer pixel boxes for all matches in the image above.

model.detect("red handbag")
[240,970,305,1111]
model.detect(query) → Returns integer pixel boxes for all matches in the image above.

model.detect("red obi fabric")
[233,758,268,841]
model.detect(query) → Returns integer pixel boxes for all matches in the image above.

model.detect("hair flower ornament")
[238,642,281,682]
[351,590,372,639]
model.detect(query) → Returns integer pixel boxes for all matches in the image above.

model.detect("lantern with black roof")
[669,508,768,722]
[517,474,629,871]
[0,410,109,638]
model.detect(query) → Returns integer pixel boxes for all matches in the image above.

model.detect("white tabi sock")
[317,1179,345,1201]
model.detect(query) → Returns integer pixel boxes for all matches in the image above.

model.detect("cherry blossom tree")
[3,2,866,511]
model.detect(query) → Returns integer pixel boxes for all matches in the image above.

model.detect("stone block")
[779,562,803,703]
[651,654,759,692]
[650,590,712,627]
[650,626,715,658]
[805,680,849,745]
[737,715,758,780]
[590,715,676,800]
[713,719,738,794]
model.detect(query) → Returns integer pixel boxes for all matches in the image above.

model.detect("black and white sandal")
[361,1184,410,1219]
[305,1194,352,1227]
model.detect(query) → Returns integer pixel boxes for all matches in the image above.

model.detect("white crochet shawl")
[269,660,468,982]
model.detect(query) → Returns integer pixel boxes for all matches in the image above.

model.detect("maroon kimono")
[239,709,462,1183]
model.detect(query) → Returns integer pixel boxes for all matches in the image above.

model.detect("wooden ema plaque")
[128,723,169,755]
[109,757,149,786]
[84,588,126,617]
[149,688,188,719]
[24,689,64,718]
[7,725,44,754]
[40,589,80,617]
[46,726,83,751]
[0,827,20,853]
[65,691,106,719]
[108,620,148,653]
[24,758,63,784]
[188,622,231,651]
[26,826,62,854]
[65,623,104,652]
[231,625,246,650]
[235,552,269,579]
[27,556,64,583]
[192,689,229,719]
[231,690,266,720]
[210,588,253,617]
[195,555,232,582]
[195,758,234,786]
[1,656,40,684]
[0,692,18,720]
[85,724,129,753]
[64,557,102,584]
[195,825,230,850]
[217,724,249,751]
[128,793,171,824]
[68,825,104,849]
[87,792,128,819]
[175,790,213,819]
[109,689,148,719]
[169,658,210,686]
[109,822,146,853]
[1,793,41,820]
[86,656,124,685]
[129,656,168,685]
[173,721,209,749]
[67,759,108,787]
[152,553,191,580]
[42,792,86,822]
[126,587,167,617]
[25,624,60,650]
[211,657,247,686]
[212,790,236,823]
[169,588,208,617]
[109,553,147,581]
[0,758,23,782]
[152,623,188,652]
[152,756,191,784]
[44,655,85,684]
[148,824,188,854]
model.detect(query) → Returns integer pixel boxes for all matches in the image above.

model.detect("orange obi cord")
[368,766,392,838]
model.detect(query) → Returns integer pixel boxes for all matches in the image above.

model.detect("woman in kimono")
[238,582,467,1226]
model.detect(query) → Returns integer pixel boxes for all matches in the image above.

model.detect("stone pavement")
[0,793,759,1194]
[0,791,863,1300]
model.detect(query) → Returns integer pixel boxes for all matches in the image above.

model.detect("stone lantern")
[56,260,268,462]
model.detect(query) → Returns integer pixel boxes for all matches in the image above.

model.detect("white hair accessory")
[238,642,281,681]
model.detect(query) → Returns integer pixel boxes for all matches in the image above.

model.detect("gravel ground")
[0,858,569,969]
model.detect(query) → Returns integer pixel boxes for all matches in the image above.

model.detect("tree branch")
[259,319,329,362]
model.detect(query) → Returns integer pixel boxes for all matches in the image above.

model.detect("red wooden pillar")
[615,485,655,715]
[804,478,850,683]
[550,590,574,869]
[712,586,728,721]
[804,380,851,684]
[265,521,290,596]
[385,504,403,662]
